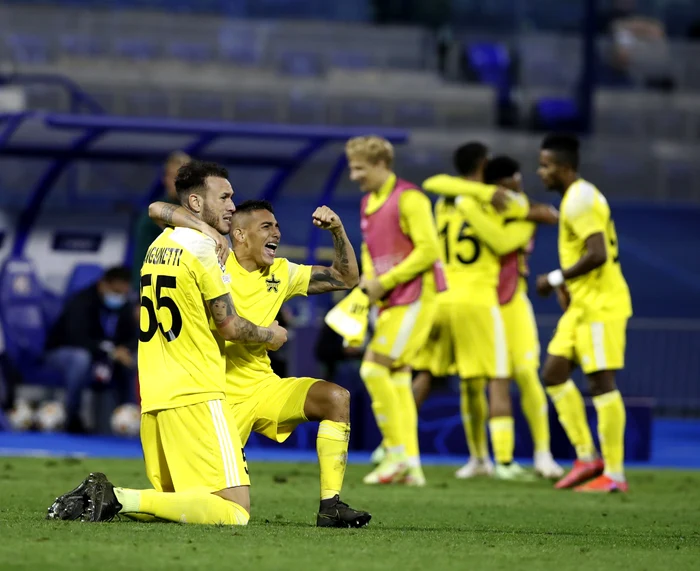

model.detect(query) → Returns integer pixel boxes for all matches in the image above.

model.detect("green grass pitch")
[1,457,699,570]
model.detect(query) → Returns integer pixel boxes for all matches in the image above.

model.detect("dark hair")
[541,133,580,170]
[234,200,275,216]
[174,160,229,204]
[453,142,489,176]
[102,266,131,283]
[484,156,520,185]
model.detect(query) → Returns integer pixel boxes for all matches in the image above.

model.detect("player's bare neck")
[370,171,393,194]
[560,173,579,196]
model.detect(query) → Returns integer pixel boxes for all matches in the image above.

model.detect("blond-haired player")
[47,161,287,525]
[536,134,632,493]
[347,135,445,486]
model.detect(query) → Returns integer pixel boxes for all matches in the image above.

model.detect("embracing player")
[483,156,563,479]
[536,134,632,493]
[413,142,556,480]
[149,197,371,527]
[48,161,287,525]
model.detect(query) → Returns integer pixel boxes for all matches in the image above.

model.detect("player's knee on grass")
[541,354,572,386]
[488,378,512,418]
[304,381,350,423]
[214,485,251,514]
[587,370,617,396]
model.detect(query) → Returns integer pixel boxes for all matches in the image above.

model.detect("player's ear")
[232,227,245,245]
[188,193,202,214]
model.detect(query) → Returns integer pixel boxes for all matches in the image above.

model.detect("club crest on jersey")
[266,274,281,293]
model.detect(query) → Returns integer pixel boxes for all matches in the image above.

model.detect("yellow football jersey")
[138,228,231,413]
[221,254,311,401]
[435,193,530,305]
[559,179,632,319]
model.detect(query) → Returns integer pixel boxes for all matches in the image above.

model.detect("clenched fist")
[312,206,343,231]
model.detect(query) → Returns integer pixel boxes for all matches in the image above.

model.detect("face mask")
[103,292,127,310]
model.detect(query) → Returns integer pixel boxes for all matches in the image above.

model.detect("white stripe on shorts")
[591,322,607,370]
[389,300,422,360]
[490,306,509,378]
[208,400,239,488]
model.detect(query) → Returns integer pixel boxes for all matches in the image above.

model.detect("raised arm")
[207,292,287,350]
[306,206,360,295]
[458,196,535,256]
[149,201,230,264]
[423,174,510,212]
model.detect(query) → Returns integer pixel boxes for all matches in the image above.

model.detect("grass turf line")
[1,457,699,571]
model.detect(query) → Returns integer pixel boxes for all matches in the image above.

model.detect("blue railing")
[0,107,408,268]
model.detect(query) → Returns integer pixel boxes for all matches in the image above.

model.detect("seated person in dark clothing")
[44,266,137,433]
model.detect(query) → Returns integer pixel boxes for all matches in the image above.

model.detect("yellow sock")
[115,488,250,525]
[460,379,489,459]
[489,416,514,465]
[392,370,420,463]
[592,390,626,479]
[317,420,350,500]
[546,380,596,461]
[360,361,403,452]
[514,367,550,453]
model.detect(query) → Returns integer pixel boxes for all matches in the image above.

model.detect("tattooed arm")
[208,293,287,350]
[149,201,230,264]
[307,206,360,295]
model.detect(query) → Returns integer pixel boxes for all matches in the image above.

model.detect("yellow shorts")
[501,290,540,374]
[141,400,250,493]
[411,297,455,377]
[367,297,436,367]
[230,376,319,446]
[450,301,510,380]
[547,308,628,374]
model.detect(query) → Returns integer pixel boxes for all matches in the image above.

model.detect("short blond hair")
[345,136,394,168]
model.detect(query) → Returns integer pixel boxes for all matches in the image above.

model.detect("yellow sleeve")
[564,187,606,240]
[378,191,439,291]
[191,237,230,301]
[501,220,536,254]
[423,174,496,202]
[501,192,530,220]
[284,261,312,300]
[361,242,375,281]
[457,197,535,256]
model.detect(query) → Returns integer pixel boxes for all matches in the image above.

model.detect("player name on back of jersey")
[144,246,183,267]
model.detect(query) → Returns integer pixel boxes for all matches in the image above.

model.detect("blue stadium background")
[1,0,700,465]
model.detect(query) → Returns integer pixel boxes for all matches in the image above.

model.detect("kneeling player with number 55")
[536,134,632,493]
[148,194,370,528]
[48,161,287,526]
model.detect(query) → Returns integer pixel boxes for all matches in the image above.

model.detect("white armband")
[547,269,565,288]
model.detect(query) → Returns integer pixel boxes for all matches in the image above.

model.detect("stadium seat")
[466,42,511,103]
[166,41,214,64]
[113,38,159,61]
[533,97,580,131]
[59,33,105,57]
[278,51,325,77]
[0,257,64,387]
[6,33,51,64]
[329,50,373,70]
[394,102,436,128]
[64,264,103,298]
[178,92,226,120]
